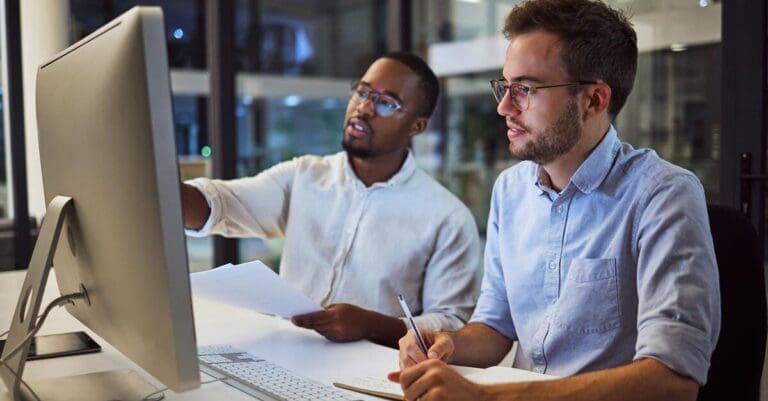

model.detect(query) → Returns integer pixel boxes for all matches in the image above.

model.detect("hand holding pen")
[396,294,455,369]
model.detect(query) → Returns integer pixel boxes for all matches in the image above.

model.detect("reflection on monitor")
[0,6,199,401]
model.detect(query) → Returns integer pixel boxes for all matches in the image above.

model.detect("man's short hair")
[503,0,637,118]
[379,52,440,118]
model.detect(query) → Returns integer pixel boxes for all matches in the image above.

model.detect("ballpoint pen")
[397,294,429,355]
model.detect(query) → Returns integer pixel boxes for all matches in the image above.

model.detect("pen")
[397,294,429,355]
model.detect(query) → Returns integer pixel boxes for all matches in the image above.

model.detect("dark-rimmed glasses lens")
[350,82,404,117]
[489,79,598,111]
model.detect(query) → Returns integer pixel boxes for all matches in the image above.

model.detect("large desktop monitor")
[0,6,199,401]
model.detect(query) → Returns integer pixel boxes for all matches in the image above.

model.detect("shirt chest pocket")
[554,258,621,334]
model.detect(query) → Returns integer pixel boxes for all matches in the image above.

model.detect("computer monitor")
[0,6,199,401]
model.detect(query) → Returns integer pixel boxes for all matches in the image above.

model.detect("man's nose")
[356,96,376,117]
[496,92,522,117]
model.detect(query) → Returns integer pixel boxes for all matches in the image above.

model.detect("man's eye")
[512,86,528,96]
[377,100,395,111]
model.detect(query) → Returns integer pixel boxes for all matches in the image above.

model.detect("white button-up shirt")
[186,151,481,331]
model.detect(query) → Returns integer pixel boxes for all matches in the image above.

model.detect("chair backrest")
[698,204,766,401]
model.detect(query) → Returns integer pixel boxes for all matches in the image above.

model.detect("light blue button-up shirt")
[471,126,720,385]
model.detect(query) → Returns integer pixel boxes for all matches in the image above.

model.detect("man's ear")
[409,117,428,138]
[583,82,612,120]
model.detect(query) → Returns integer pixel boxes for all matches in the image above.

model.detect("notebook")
[333,365,556,400]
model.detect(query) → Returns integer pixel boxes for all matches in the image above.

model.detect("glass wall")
[70,0,206,69]
[234,0,385,77]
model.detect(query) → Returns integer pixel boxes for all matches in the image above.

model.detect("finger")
[405,332,429,363]
[291,312,332,328]
[387,371,401,383]
[396,365,420,391]
[398,364,434,401]
[426,335,453,361]
[399,333,427,369]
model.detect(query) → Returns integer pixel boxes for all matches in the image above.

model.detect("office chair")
[698,204,766,401]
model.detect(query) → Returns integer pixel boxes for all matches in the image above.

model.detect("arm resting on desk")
[395,323,697,401]
[391,358,697,401]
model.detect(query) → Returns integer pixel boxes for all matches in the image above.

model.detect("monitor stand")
[0,196,159,401]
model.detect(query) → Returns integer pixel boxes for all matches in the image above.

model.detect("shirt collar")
[343,149,417,188]
[533,125,620,196]
[569,125,621,194]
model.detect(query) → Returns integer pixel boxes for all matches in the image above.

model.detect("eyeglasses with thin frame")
[489,79,598,111]
[350,80,411,118]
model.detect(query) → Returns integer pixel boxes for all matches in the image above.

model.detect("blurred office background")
[0,0,766,397]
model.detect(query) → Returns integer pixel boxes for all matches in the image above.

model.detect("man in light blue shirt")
[393,1,720,400]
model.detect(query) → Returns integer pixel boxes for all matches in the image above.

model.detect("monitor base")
[0,369,159,401]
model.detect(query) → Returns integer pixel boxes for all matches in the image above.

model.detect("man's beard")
[509,96,582,165]
[342,136,373,159]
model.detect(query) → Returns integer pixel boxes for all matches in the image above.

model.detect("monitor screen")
[34,6,199,393]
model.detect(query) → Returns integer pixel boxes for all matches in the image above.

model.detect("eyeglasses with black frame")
[350,80,411,118]
[489,79,598,111]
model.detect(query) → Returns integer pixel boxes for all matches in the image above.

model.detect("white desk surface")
[0,270,452,400]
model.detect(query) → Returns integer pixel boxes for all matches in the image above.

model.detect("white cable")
[1,292,228,401]
[0,293,84,401]
[0,292,86,363]
[1,314,42,340]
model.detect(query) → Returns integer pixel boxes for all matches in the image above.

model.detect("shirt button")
[557,205,564,213]
[548,261,557,270]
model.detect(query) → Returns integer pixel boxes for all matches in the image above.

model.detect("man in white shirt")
[182,52,481,348]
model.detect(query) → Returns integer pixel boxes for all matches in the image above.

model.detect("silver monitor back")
[35,6,199,393]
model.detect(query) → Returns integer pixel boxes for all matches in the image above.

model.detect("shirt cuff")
[184,178,218,237]
[403,312,465,333]
[635,319,714,385]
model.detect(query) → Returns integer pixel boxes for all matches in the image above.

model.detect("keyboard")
[198,345,364,401]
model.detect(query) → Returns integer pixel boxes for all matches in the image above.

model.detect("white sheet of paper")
[190,260,322,318]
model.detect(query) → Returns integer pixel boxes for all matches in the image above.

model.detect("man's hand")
[387,359,490,401]
[291,303,371,342]
[398,330,454,369]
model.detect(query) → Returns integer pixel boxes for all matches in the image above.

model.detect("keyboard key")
[198,345,362,401]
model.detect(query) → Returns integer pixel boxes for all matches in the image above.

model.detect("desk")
[0,270,438,400]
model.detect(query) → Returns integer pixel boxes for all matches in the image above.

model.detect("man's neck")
[541,121,611,192]
[348,148,409,187]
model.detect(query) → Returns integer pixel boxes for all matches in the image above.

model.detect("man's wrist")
[364,310,407,348]
[480,383,503,401]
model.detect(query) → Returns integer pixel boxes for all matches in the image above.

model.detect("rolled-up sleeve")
[633,173,720,385]
[184,159,297,239]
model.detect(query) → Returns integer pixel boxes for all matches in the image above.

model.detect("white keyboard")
[198,345,363,401]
